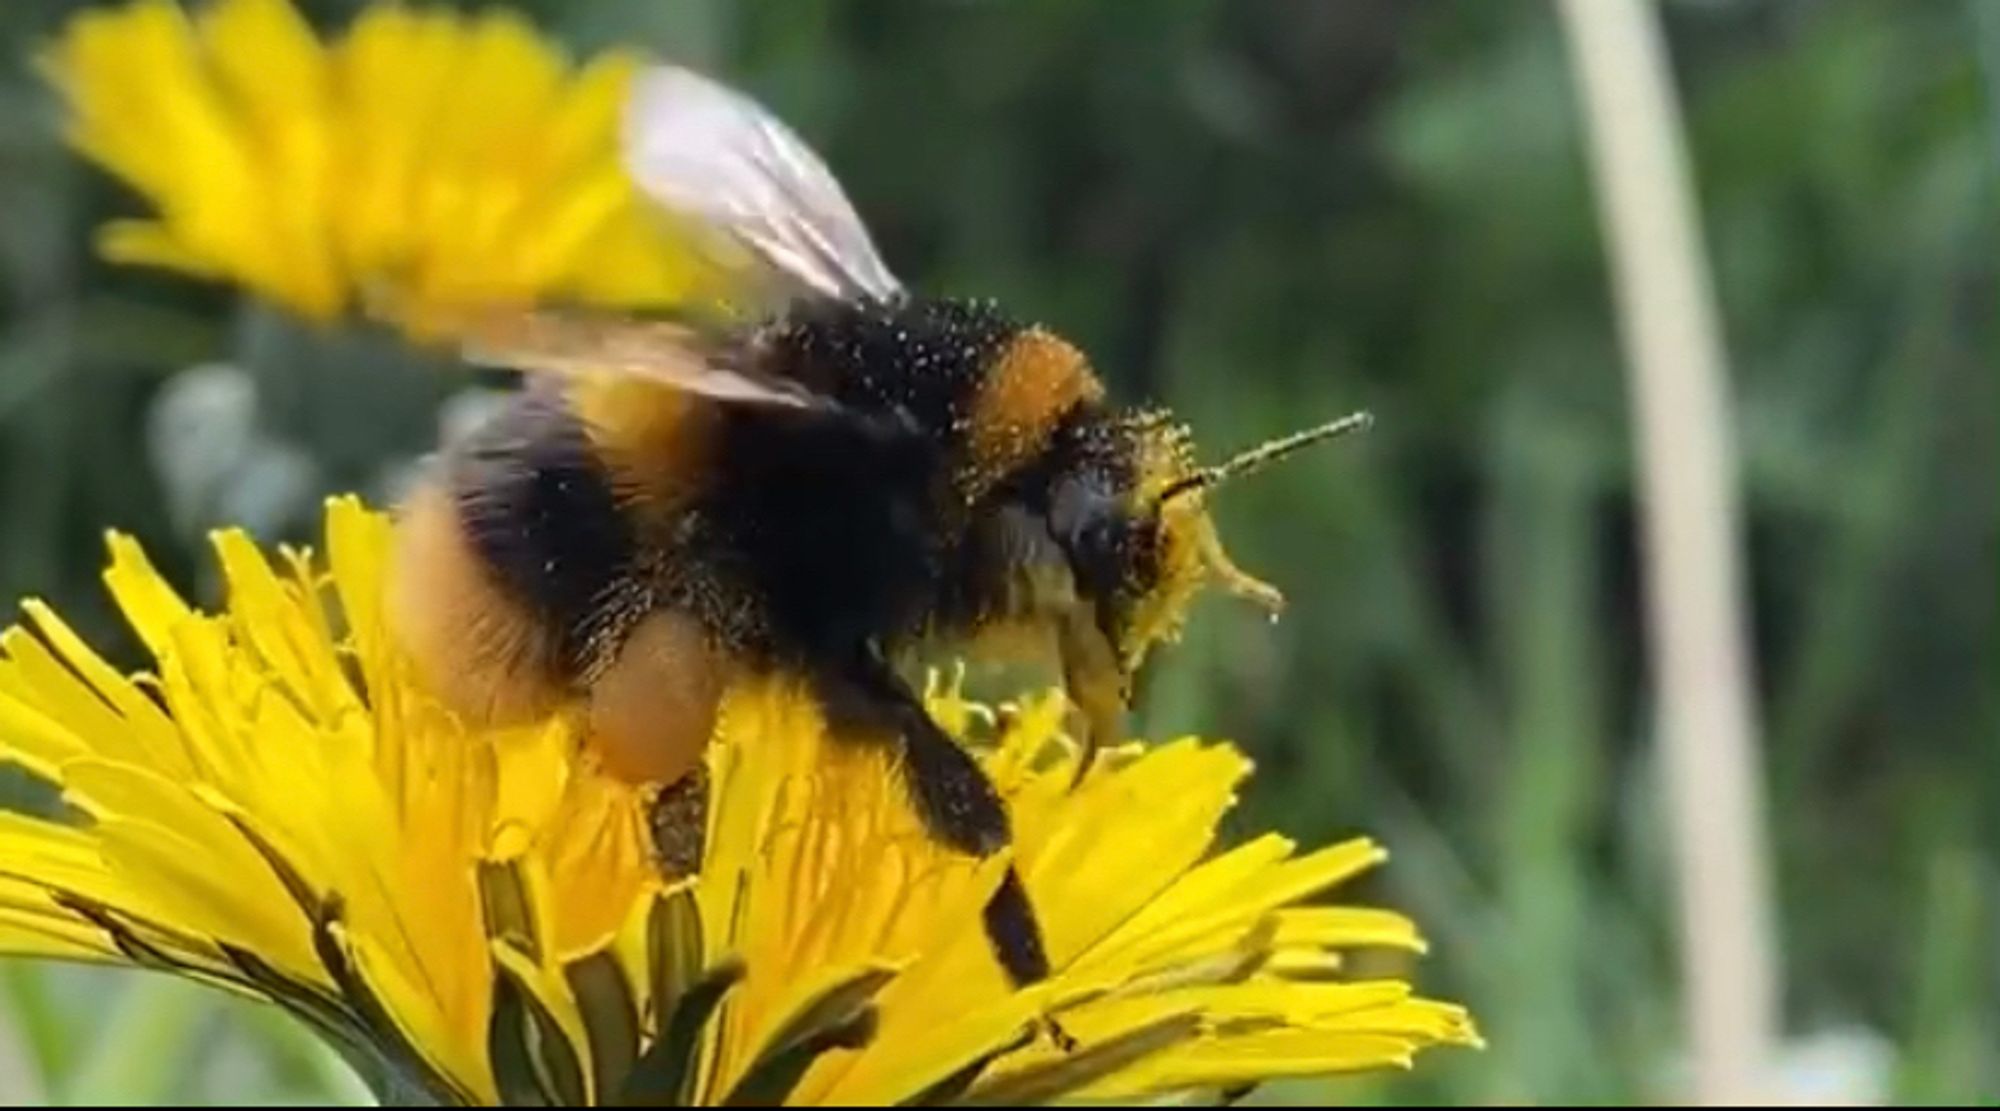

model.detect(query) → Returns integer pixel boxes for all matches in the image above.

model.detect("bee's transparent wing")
[460,308,826,409]
[456,65,889,409]
[623,63,903,306]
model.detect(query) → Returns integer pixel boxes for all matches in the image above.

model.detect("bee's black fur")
[450,388,643,676]
[773,295,1017,432]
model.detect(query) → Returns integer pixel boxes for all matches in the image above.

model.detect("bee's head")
[1045,408,1372,681]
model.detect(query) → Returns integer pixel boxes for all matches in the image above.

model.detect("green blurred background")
[0,0,1993,1104]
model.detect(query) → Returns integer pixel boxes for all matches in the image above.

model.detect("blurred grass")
[0,0,1992,1105]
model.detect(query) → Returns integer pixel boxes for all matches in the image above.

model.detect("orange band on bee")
[964,328,1104,497]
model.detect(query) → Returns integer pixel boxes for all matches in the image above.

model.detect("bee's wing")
[459,308,826,410]
[622,63,903,306]
[456,64,891,410]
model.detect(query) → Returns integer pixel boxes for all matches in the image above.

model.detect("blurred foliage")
[0,0,1993,1104]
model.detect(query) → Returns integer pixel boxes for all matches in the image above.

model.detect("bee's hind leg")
[817,647,1053,990]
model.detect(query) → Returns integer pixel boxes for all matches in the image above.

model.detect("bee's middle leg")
[817,648,1053,988]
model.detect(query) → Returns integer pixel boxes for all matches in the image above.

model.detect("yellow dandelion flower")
[40,0,717,336]
[0,497,1478,1104]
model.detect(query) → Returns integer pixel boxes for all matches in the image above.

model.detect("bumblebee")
[388,64,1369,991]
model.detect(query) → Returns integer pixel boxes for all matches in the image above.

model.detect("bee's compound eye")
[1047,474,1135,600]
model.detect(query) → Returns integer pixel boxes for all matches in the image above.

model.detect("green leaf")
[616,957,744,1107]
[567,951,641,1102]
[488,957,588,1108]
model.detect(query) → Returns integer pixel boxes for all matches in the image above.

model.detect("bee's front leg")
[1057,611,1126,790]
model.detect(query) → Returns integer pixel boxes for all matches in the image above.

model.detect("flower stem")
[1553,0,1781,1103]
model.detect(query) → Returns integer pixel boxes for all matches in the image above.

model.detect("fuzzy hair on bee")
[387,62,1370,996]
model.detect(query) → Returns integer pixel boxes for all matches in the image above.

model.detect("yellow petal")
[101,530,195,657]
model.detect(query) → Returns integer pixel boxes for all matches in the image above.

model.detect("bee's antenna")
[1158,410,1374,506]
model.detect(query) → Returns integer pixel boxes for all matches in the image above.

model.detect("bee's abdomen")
[450,389,647,678]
